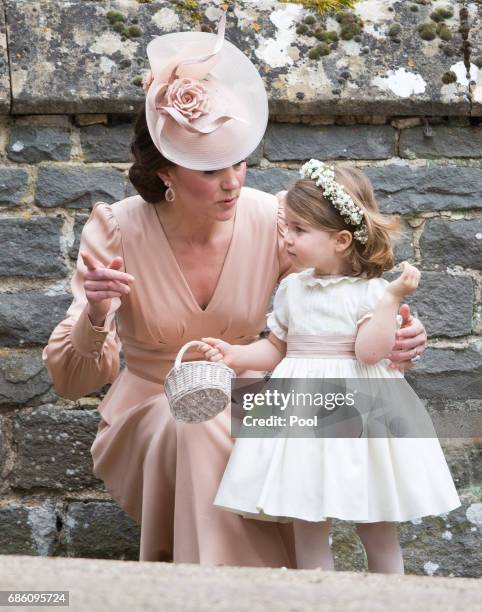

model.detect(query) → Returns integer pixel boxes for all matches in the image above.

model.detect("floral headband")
[299,159,369,245]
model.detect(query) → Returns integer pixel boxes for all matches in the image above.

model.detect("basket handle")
[174,340,207,369]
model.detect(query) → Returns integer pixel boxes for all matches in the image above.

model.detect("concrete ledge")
[0,555,481,611]
[5,0,481,116]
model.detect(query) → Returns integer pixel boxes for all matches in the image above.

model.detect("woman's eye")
[295,226,304,233]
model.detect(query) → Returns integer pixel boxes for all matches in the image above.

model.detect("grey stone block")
[0,349,56,407]
[62,502,140,560]
[406,344,482,400]
[36,166,125,209]
[0,216,66,277]
[0,167,30,208]
[0,415,7,475]
[265,124,396,161]
[69,214,89,260]
[384,271,474,338]
[0,289,72,347]
[245,168,299,195]
[439,439,482,490]
[12,406,101,490]
[400,126,482,159]
[333,496,482,577]
[420,218,482,271]
[399,498,482,578]
[365,165,482,214]
[393,221,415,263]
[0,501,58,556]
[246,140,264,167]
[7,126,71,163]
[80,123,133,162]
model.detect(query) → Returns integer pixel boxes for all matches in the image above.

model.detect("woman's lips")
[218,196,237,208]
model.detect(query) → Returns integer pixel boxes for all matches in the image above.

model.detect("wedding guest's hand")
[200,337,245,371]
[81,251,135,327]
[387,305,428,370]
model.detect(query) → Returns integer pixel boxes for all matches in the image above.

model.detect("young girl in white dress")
[200,160,461,574]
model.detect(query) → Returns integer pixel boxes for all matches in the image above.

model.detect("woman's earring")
[165,181,176,202]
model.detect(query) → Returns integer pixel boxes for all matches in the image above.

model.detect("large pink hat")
[144,12,268,171]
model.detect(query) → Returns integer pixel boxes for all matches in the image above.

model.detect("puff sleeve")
[357,277,403,328]
[266,277,290,342]
[276,190,294,281]
[42,202,123,400]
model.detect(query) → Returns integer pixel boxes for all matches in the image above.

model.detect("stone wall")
[0,0,481,576]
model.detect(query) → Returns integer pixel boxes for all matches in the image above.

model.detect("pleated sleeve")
[42,202,123,400]
[266,277,290,342]
[357,277,403,329]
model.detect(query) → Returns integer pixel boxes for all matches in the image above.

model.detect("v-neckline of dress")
[152,199,240,314]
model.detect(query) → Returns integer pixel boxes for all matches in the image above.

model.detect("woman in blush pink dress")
[42,13,428,565]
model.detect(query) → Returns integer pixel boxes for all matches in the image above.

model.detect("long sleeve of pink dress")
[42,202,123,400]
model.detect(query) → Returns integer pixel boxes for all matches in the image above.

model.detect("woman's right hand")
[81,251,135,327]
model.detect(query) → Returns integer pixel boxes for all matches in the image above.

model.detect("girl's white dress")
[214,270,461,523]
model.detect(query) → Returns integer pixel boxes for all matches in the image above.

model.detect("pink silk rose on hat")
[164,77,211,120]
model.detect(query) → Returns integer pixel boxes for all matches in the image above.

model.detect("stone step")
[0,554,481,612]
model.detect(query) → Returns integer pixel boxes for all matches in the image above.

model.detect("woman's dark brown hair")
[128,108,176,204]
[286,165,402,279]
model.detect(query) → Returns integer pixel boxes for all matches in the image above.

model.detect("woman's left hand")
[387,304,428,370]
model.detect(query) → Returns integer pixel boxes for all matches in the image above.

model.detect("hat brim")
[145,32,268,171]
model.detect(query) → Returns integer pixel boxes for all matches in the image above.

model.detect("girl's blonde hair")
[285,165,402,278]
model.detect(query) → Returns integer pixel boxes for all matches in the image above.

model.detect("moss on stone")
[436,23,453,41]
[314,27,338,41]
[132,76,143,87]
[337,11,363,40]
[175,0,202,23]
[389,23,402,38]
[112,21,126,35]
[296,24,309,34]
[474,56,482,69]
[308,43,331,59]
[106,11,126,25]
[417,22,437,41]
[410,4,419,11]
[430,7,454,22]
[280,0,359,17]
[303,15,316,25]
[442,70,457,84]
[126,25,142,38]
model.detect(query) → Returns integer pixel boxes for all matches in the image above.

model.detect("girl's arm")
[355,262,420,365]
[201,333,286,373]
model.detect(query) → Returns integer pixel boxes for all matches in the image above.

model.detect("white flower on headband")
[164,77,211,121]
[299,159,369,245]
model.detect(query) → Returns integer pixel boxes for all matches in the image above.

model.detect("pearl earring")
[165,181,176,202]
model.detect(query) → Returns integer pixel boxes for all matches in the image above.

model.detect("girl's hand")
[387,305,428,370]
[81,251,135,326]
[386,261,421,300]
[200,337,244,371]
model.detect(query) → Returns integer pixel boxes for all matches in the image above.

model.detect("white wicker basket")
[164,340,236,423]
